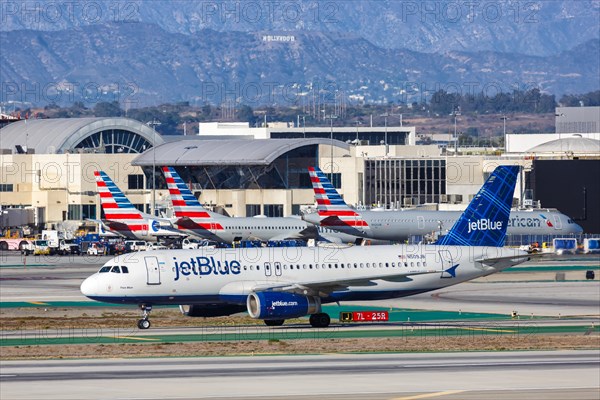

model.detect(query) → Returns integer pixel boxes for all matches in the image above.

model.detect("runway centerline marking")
[392,390,466,400]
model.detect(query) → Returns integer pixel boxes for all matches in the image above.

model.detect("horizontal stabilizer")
[476,254,531,270]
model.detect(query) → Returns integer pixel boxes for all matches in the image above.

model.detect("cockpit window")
[121,266,129,274]
[110,266,121,273]
[99,266,111,273]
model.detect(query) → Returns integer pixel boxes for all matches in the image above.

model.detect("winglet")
[435,165,519,247]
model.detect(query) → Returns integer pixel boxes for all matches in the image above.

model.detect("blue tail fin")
[435,165,519,247]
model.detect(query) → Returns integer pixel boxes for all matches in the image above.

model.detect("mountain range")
[2,0,598,55]
[0,1,598,106]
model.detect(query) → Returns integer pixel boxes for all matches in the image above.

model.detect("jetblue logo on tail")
[435,165,519,247]
[467,219,503,234]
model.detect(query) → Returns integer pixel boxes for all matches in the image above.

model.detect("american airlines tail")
[95,170,144,223]
[308,166,369,232]
[162,166,220,219]
[162,166,226,241]
[435,165,520,247]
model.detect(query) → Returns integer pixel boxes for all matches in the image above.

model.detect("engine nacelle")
[179,304,246,317]
[246,292,321,320]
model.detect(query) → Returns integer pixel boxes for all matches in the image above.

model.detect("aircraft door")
[417,216,425,230]
[264,262,272,277]
[274,262,282,276]
[140,223,149,237]
[552,214,562,230]
[144,256,161,285]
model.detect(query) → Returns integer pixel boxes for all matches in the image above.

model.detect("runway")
[1,254,599,399]
[1,351,599,399]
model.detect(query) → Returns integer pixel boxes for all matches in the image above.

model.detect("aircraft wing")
[267,225,320,241]
[475,254,531,270]
[251,269,439,297]
[172,217,226,242]
[87,218,128,237]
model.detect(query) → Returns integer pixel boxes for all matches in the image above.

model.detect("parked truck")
[21,239,51,255]
[57,239,81,255]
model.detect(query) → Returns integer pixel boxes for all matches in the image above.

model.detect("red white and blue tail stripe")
[94,171,150,236]
[95,171,144,222]
[162,166,214,219]
[308,167,368,228]
[162,167,225,238]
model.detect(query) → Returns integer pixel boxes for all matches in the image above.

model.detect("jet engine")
[246,292,321,319]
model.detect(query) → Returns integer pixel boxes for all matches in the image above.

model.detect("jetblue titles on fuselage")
[173,256,242,281]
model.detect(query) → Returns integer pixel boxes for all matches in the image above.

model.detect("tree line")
[11,90,600,136]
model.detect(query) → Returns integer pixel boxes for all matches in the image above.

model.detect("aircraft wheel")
[137,319,151,329]
[309,313,330,328]
[264,319,285,327]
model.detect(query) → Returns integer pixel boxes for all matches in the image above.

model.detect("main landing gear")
[137,304,152,329]
[262,313,331,328]
[309,313,331,328]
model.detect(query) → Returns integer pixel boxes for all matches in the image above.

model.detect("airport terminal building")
[1,112,599,233]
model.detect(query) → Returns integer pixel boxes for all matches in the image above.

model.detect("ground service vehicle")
[553,238,578,255]
[583,238,599,254]
[21,240,51,255]
[58,239,81,255]
[125,240,148,252]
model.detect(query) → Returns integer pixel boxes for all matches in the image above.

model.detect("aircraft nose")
[80,275,98,297]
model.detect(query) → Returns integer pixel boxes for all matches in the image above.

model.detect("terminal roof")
[132,138,349,166]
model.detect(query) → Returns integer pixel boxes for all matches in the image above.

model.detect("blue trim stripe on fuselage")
[85,288,441,307]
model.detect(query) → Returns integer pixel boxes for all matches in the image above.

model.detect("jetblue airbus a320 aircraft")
[304,166,583,241]
[81,166,530,329]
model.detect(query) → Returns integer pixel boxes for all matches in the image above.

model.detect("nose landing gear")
[137,304,152,329]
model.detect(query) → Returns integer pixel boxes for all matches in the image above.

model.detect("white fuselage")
[177,216,373,244]
[306,209,583,241]
[81,245,528,306]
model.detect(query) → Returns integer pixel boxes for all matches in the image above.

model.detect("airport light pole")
[324,113,337,182]
[146,119,161,217]
[380,113,389,156]
[555,112,565,153]
[501,115,508,153]
[453,107,461,156]
[303,115,306,138]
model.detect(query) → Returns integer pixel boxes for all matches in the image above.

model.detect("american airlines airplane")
[93,171,185,242]
[81,165,529,329]
[304,166,583,241]
[162,166,366,244]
